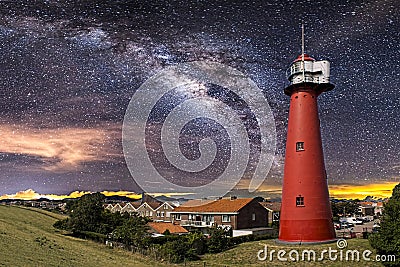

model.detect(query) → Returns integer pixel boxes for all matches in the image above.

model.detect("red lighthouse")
[278,42,336,243]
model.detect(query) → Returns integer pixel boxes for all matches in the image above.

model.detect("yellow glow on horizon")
[101,191,142,199]
[0,182,398,201]
[147,192,195,197]
[0,189,141,201]
[328,182,398,199]
[0,189,190,201]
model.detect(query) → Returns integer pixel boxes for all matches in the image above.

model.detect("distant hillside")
[0,205,164,266]
[104,195,141,202]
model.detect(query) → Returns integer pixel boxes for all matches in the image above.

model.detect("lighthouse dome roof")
[293,54,315,62]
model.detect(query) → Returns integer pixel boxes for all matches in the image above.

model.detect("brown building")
[358,204,375,216]
[170,197,268,231]
[259,202,281,226]
[358,201,386,217]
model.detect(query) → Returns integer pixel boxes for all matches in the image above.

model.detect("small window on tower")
[296,142,305,151]
[296,196,304,206]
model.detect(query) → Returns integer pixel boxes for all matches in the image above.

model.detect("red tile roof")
[173,198,254,213]
[180,199,214,207]
[148,222,188,234]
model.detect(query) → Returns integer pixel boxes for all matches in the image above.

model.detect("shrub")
[53,218,69,230]
[207,226,230,253]
[369,183,400,267]
[159,239,198,263]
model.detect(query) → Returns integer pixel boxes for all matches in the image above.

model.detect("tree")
[67,192,106,233]
[369,183,400,266]
[186,232,207,255]
[207,226,230,253]
[159,239,198,263]
[331,200,359,221]
[111,213,151,248]
[98,210,127,234]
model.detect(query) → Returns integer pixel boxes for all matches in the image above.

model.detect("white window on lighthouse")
[296,142,305,151]
[296,196,305,207]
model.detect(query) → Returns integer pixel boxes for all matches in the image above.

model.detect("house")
[121,202,141,214]
[153,202,175,222]
[105,200,176,222]
[358,201,385,217]
[147,222,188,236]
[259,202,281,225]
[358,203,375,216]
[110,203,123,213]
[170,197,268,232]
[374,202,384,216]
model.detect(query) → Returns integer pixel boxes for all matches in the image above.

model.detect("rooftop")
[148,222,188,234]
[173,198,254,213]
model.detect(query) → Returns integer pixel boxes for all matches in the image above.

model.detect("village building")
[358,201,385,217]
[104,195,176,222]
[170,197,269,235]
[259,202,281,226]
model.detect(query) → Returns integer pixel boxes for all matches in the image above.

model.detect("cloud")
[0,124,121,172]
[0,189,142,200]
[0,189,40,200]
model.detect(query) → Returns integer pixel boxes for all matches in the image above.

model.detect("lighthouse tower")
[278,28,336,243]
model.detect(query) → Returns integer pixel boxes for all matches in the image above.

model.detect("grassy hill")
[0,205,164,267]
[0,205,385,267]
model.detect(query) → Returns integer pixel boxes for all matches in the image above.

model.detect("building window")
[222,215,231,222]
[175,214,181,220]
[161,211,165,217]
[296,142,305,151]
[252,213,256,221]
[272,212,280,222]
[164,205,168,210]
[296,196,305,206]
[156,211,160,217]
[202,215,214,224]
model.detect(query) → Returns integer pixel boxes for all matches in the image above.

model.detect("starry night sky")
[0,0,399,196]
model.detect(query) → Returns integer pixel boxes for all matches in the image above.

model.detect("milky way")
[0,0,399,195]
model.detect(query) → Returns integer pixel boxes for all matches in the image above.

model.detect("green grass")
[0,205,167,267]
[0,205,386,267]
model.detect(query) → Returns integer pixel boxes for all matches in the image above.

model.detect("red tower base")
[278,86,336,244]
